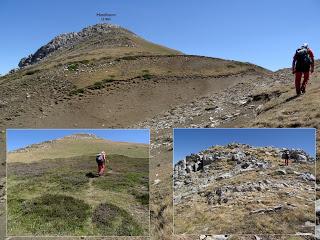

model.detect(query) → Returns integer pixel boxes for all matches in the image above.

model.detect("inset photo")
[6,129,150,237]
[173,128,316,235]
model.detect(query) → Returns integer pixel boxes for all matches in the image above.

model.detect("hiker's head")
[101,151,105,154]
[302,43,309,49]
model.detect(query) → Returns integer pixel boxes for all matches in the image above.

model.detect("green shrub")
[87,77,118,90]
[102,78,115,84]
[130,189,149,206]
[25,69,40,75]
[93,172,144,192]
[93,175,130,192]
[227,64,236,68]
[67,63,79,71]
[51,173,89,191]
[125,172,147,185]
[142,74,152,80]
[121,56,138,61]
[9,194,90,235]
[79,59,90,64]
[92,203,143,235]
[88,81,105,90]
[69,88,85,96]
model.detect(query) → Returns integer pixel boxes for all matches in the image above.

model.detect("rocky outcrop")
[174,143,315,234]
[174,143,315,205]
[18,24,136,67]
[174,143,314,179]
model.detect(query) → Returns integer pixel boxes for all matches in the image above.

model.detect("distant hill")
[8,133,149,163]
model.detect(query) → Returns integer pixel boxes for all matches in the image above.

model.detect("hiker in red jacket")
[292,43,315,95]
[96,151,107,176]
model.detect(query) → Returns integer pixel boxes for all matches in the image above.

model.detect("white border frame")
[172,127,317,236]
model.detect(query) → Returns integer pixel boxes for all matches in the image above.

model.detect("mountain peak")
[18,23,136,68]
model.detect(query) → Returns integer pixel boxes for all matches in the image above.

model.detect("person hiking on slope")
[283,150,290,166]
[292,43,314,95]
[96,151,107,176]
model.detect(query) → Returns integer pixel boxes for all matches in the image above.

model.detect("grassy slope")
[246,61,319,144]
[67,56,263,89]
[244,61,320,187]
[0,54,269,91]
[7,138,149,236]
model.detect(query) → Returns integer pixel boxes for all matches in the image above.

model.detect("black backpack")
[296,48,311,66]
[96,154,103,162]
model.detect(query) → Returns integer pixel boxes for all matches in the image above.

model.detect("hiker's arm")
[292,54,296,74]
[309,49,315,73]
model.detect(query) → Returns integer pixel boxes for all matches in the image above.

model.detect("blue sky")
[173,128,316,163]
[6,129,150,151]
[1,0,319,75]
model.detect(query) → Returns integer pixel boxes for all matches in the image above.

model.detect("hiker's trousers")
[295,71,309,95]
[98,163,105,175]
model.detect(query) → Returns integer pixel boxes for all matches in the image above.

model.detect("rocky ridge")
[18,24,135,67]
[174,143,315,204]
